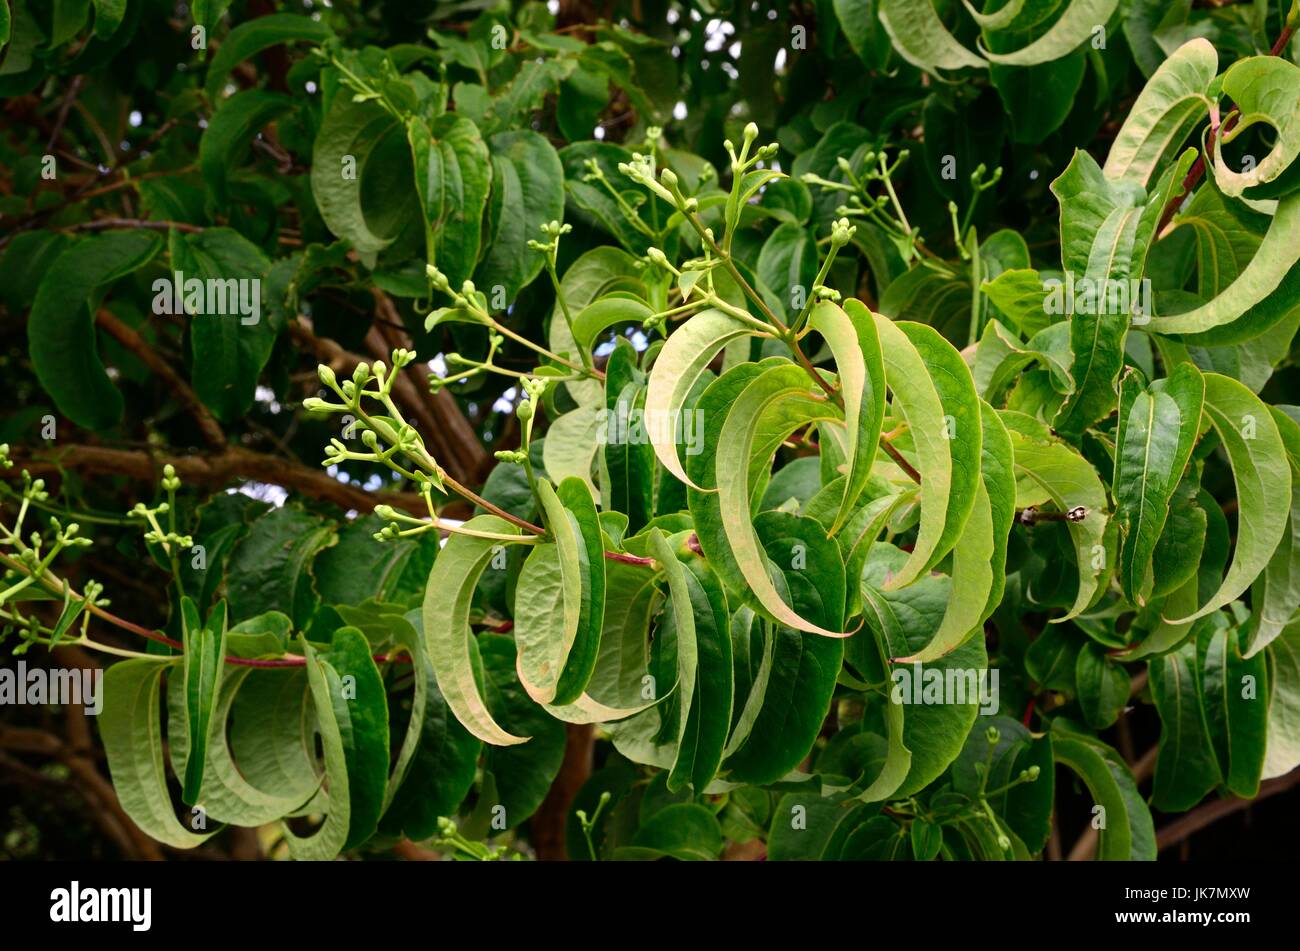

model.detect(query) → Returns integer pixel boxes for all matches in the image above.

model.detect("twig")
[95,310,226,450]
[1154,768,1300,853]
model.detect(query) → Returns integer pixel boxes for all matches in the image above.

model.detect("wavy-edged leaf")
[1113,362,1204,605]
[1052,725,1156,860]
[100,659,216,849]
[281,638,351,860]
[424,515,531,746]
[1102,38,1216,188]
[406,113,492,290]
[475,129,564,301]
[645,308,759,488]
[1165,373,1291,623]
[817,300,886,535]
[205,13,332,103]
[873,314,983,589]
[322,626,389,850]
[29,230,162,429]
[1210,56,1300,198]
[1002,411,1110,620]
[1149,638,1221,811]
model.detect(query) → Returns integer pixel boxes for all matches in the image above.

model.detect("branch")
[1155,768,1300,853]
[94,309,227,450]
[2,443,429,516]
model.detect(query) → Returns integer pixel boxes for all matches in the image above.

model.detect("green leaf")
[379,610,479,838]
[1102,38,1216,189]
[227,669,327,815]
[900,400,1014,663]
[722,521,844,785]
[165,666,311,827]
[1147,193,1300,336]
[29,230,162,429]
[407,114,491,290]
[424,515,530,746]
[281,637,351,860]
[226,507,335,631]
[205,13,332,103]
[1263,619,1300,779]
[1210,56,1300,198]
[1201,625,1268,798]
[1003,411,1111,620]
[1113,362,1205,605]
[981,0,1121,67]
[541,404,602,497]
[1050,148,1193,437]
[1149,639,1221,811]
[767,793,874,860]
[573,295,653,352]
[816,300,886,535]
[833,0,891,70]
[645,308,760,488]
[873,314,983,590]
[859,543,989,798]
[476,633,567,829]
[322,626,389,850]
[715,362,845,634]
[168,226,275,422]
[1052,725,1155,860]
[757,222,817,321]
[1075,640,1130,729]
[475,129,564,302]
[180,598,227,805]
[516,479,603,707]
[198,89,293,212]
[1244,407,1300,656]
[670,556,734,793]
[877,0,986,74]
[100,659,216,849]
[1165,374,1291,623]
[624,803,722,860]
[311,97,406,259]
[89,0,126,39]
[548,246,648,408]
